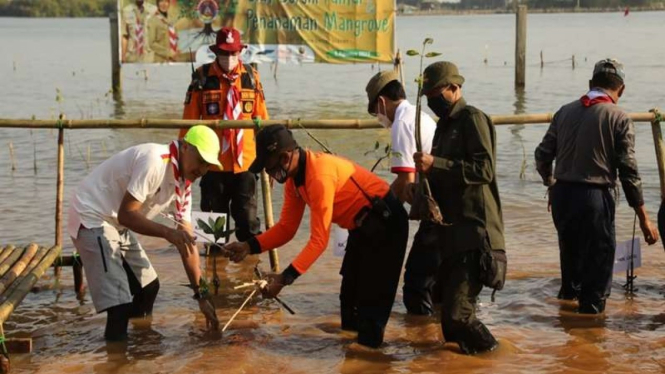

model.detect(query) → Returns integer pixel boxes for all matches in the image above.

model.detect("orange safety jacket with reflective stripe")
[253,150,389,275]
[180,61,268,173]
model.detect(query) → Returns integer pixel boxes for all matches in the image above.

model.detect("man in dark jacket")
[414,61,504,354]
[535,58,658,314]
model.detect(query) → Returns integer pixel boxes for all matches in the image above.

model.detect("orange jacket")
[254,150,389,275]
[180,61,269,173]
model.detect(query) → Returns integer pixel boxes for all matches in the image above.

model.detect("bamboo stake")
[55,114,65,277]
[0,244,38,295]
[260,170,279,272]
[0,245,62,324]
[7,143,15,172]
[515,5,527,88]
[650,109,665,199]
[540,50,544,69]
[0,113,662,129]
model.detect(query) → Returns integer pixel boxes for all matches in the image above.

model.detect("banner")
[118,0,395,65]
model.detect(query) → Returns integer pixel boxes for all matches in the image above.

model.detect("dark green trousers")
[439,249,497,354]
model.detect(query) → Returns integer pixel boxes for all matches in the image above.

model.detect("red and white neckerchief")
[164,141,191,221]
[580,89,615,107]
[168,24,178,55]
[134,9,145,56]
[222,66,244,167]
[157,12,178,56]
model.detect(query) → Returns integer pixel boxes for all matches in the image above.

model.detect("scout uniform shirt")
[428,98,505,255]
[122,2,156,63]
[148,10,178,63]
[181,62,268,173]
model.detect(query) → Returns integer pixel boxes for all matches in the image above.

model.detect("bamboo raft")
[0,243,62,369]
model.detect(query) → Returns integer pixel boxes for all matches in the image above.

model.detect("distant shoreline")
[399,6,665,16]
[1,6,664,18]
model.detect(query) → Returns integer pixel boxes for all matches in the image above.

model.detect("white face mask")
[218,54,239,72]
[376,99,391,128]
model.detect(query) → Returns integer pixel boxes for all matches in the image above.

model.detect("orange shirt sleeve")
[256,180,305,251]
[290,173,336,274]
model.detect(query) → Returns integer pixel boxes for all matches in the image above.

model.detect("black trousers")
[199,171,261,242]
[551,182,616,313]
[403,221,442,315]
[439,249,497,354]
[339,192,408,348]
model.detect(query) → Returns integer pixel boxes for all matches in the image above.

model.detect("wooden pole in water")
[260,170,280,272]
[7,142,16,172]
[540,50,544,69]
[572,54,576,70]
[515,5,527,89]
[54,114,65,277]
[251,61,280,272]
[110,13,122,100]
[650,109,665,199]
[394,50,404,85]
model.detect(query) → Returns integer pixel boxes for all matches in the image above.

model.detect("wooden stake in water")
[540,50,544,69]
[8,142,16,172]
[31,130,37,174]
[86,143,91,169]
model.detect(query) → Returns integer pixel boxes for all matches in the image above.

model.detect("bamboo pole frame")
[0,110,662,290]
[0,112,660,129]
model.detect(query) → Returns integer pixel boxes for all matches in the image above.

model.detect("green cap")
[421,61,465,95]
[365,70,400,114]
[183,125,222,167]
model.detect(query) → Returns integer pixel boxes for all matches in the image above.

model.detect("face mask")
[271,151,294,184]
[218,54,239,72]
[427,94,454,119]
[376,99,392,128]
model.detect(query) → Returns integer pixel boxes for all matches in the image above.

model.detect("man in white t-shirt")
[366,71,441,315]
[68,125,220,340]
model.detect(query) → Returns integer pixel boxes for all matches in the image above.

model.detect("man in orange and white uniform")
[181,27,267,241]
[223,125,409,348]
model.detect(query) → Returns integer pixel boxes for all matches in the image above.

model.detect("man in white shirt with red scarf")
[68,125,220,340]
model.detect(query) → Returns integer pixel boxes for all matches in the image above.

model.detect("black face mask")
[427,95,454,119]
[269,151,294,184]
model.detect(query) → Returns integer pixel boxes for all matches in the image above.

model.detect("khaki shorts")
[72,225,158,313]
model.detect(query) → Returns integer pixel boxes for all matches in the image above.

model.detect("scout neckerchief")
[221,62,245,168]
[156,11,178,57]
[580,89,615,107]
[166,141,191,221]
[133,6,145,56]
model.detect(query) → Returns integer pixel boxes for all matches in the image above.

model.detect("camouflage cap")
[421,61,465,95]
[365,70,400,114]
[592,58,625,82]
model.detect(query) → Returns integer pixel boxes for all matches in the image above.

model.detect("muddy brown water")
[1,12,665,373]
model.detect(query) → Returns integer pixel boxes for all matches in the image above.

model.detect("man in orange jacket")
[223,125,409,348]
[181,27,267,241]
